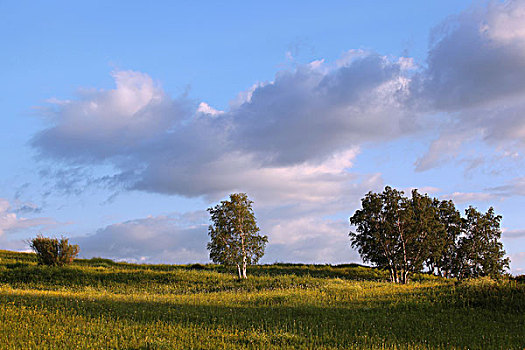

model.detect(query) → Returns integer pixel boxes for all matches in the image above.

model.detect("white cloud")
[33,52,410,200]
[197,102,224,116]
[414,0,525,110]
[74,212,209,264]
[28,0,525,195]
[502,228,525,239]
[413,0,525,170]
[482,0,525,44]
[263,217,358,264]
[415,131,473,172]
[447,191,501,204]
[0,198,57,237]
[444,177,525,203]
[509,252,525,275]
[33,70,191,162]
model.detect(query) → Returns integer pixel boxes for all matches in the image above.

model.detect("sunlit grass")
[0,250,523,349]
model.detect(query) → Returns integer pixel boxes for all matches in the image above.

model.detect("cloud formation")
[414,1,525,110]
[74,212,210,263]
[33,2,525,195]
[503,229,525,239]
[444,176,525,204]
[488,176,525,197]
[33,53,409,200]
[414,0,525,169]
[0,198,57,239]
[28,1,525,265]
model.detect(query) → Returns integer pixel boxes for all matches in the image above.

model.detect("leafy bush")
[29,235,79,266]
[189,263,206,270]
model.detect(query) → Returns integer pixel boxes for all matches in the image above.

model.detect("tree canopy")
[350,186,509,283]
[207,193,268,279]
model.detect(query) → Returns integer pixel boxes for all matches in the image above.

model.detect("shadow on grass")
[1,282,524,349]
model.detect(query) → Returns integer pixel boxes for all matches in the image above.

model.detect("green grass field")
[0,250,523,349]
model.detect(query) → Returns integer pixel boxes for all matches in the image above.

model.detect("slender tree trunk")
[237,264,242,280]
[240,221,248,279]
[393,266,399,283]
[403,270,409,284]
[397,218,408,284]
[242,256,247,279]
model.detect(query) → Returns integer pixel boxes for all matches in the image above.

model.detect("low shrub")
[29,235,79,267]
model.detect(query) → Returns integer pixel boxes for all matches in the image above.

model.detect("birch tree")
[207,193,267,279]
[453,207,509,279]
[349,187,407,283]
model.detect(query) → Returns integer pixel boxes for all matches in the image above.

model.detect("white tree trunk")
[242,255,247,279]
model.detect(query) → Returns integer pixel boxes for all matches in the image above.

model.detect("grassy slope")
[0,250,523,349]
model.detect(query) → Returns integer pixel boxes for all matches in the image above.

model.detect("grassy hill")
[0,250,523,349]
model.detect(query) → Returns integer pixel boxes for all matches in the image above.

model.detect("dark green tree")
[426,199,462,277]
[454,207,510,279]
[401,190,445,283]
[349,188,399,282]
[207,193,268,279]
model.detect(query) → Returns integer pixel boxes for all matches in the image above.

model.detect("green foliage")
[208,193,268,279]
[429,199,462,277]
[454,207,510,279]
[350,187,509,283]
[29,235,79,267]
[349,187,441,283]
[0,250,523,349]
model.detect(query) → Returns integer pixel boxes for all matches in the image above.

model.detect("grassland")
[0,250,523,349]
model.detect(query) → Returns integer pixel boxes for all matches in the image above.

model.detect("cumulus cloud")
[33,71,193,162]
[415,0,525,110]
[31,63,393,264]
[414,0,525,169]
[74,212,210,264]
[74,209,364,265]
[197,102,224,116]
[33,2,525,192]
[230,54,414,165]
[33,52,409,200]
[263,217,359,264]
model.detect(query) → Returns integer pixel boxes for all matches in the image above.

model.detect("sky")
[1,0,524,274]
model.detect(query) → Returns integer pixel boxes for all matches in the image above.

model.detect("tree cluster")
[350,187,509,283]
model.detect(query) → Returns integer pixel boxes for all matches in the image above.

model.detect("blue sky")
[1,0,524,274]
